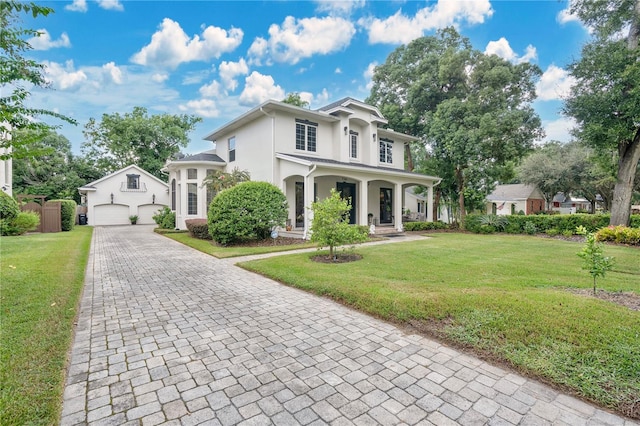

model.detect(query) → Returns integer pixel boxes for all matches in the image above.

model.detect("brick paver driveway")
[61,225,637,425]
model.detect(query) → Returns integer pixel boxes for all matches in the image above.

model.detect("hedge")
[403,221,449,231]
[48,199,77,231]
[464,213,639,235]
[185,219,211,240]
[596,225,640,246]
[0,191,19,221]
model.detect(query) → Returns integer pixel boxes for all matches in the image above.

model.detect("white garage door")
[138,204,165,225]
[93,204,130,226]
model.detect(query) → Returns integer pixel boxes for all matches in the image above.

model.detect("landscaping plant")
[208,181,287,245]
[310,188,368,260]
[576,226,614,295]
[152,206,175,229]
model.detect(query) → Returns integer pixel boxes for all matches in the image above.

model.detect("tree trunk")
[405,144,414,171]
[610,128,640,225]
[455,166,466,224]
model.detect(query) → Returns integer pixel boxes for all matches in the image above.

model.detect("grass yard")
[0,227,93,425]
[161,231,316,258]
[240,233,640,418]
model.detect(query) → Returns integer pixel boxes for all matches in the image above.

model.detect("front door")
[336,182,357,225]
[295,182,304,228]
[380,188,393,224]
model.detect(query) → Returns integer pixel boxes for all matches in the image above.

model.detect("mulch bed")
[565,288,640,311]
[310,253,363,263]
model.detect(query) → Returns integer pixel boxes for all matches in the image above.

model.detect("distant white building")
[164,98,442,234]
[486,184,546,216]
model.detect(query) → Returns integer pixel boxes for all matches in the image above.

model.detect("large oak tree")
[82,106,202,180]
[564,0,640,225]
[367,28,542,223]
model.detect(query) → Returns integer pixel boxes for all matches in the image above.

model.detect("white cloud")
[152,73,169,83]
[102,62,123,84]
[484,37,537,64]
[28,29,71,50]
[199,80,221,98]
[248,16,355,65]
[536,65,576,101]
[239,71,285,106]
[312,88,330,106]
[219,59,249,91]
[65,0,87,12]
[335,67,342,74]
[43,60,88,91]
[315,0,365,15]
[364,0,493,44]
[542,117,576,143]
[97,0,124,11]
[131,18,243,69]
[364,61,377,90]
[179,99,219,118]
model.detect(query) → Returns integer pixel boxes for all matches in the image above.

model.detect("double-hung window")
[379,138,393,164]
[349,131,358,159]
[228,136,236,162]
[295,119,317,152]
[187,183,197,215]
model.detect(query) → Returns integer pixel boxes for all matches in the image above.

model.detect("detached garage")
[78,165,169,226]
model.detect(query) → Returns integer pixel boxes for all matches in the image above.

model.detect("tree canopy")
[0,1,76,159]
[82,106,202,180]
[564,0,640,225]
[367,27,542,223]
[282,92,309,108]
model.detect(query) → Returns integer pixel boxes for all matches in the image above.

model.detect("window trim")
[295,118,318,153]
[349,130,358,159]
[379,138,393,164]
[187,182,198,215]
[228,136,236,162]
[187,168,198,180]
[126,174,140,190]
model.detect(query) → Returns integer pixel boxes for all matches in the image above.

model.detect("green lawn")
[0,227,93,426]
[240,233,640,418]
[161,231,317,258]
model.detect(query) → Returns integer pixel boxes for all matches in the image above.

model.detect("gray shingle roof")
[486,184,541,201]
[173,152,224,163]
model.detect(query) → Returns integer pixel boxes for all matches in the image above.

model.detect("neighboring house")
[551,192,591,214]
[164,98,441,235]
[1,128,12,196]
[78,165,169,226]
[486,184,545,216]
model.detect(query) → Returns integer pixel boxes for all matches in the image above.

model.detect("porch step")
[373,227,405,237]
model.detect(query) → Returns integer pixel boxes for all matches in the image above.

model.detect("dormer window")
[126,174,140,189]
[295,119,317,152]
[350,131,358,159]
[379,138,393,164]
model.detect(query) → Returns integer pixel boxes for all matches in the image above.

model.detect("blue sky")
[23,0,589,155]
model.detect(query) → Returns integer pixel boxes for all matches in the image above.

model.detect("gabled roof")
[316,97,386,123]
[486,184,543,202]
[78,164,168,192]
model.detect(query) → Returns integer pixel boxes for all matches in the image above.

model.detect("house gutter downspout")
[302,163,317,240]
[259,106,277,184]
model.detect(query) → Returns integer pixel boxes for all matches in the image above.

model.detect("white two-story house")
[164,98,441,236]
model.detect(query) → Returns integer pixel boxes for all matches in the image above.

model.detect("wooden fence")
[18,196,62,233]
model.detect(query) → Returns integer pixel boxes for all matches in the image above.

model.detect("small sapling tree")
[576,226,614,295]
[310,189,368,261]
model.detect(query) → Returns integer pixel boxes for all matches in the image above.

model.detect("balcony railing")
[120,182,148,192]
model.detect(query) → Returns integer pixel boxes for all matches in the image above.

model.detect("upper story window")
[295,119,317,152]
[126,174,140,189]
[349,131,358,159]
[228,136,236,162]
[187,168,197,179]
[379,138,393,164]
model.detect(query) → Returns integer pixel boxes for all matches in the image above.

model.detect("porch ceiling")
[277,153,441,185]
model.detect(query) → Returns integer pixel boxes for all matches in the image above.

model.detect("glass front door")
[380,188,393,223]
[336,182,357,225]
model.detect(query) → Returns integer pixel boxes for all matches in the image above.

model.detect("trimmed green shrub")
[545,228,559,236]
[403,221,449,231]
[631,215,640,228]
[208,181,288,246]
[523,222,537,235]
[49,199,76,231]
[152,206,175,229]
[185,219,211,240]
[596,225,640,245]
[0,191,19,221]
[1,211,40,236]
[465,213,615,235]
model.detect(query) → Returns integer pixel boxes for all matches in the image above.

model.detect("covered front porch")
[276,154,440,239]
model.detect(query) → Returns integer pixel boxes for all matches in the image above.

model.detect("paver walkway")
[61,225,637,425]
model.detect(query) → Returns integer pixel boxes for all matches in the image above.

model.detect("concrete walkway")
[61,225,637,425]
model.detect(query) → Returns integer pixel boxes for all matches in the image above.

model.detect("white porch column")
[303,174,315,239]
[359,180,368,226]
[427,185,434,222]
[394,183,403,232]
